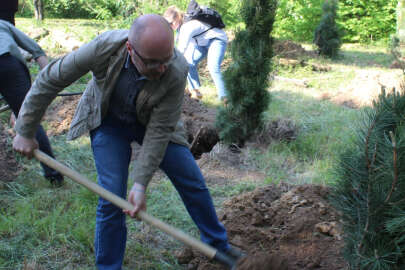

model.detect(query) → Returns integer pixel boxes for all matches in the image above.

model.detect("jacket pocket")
[69,85,97,134]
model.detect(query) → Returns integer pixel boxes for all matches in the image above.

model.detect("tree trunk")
[33,0,44,20]
[397,0,405,44]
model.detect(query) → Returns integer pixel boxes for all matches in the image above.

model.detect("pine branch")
[359,118,378,253]
[365,119,377,171]
[385,131,398,203]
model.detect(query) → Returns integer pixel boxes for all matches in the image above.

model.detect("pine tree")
[313,0,341,58]
[331,86,405,269]
[215,0,276,146]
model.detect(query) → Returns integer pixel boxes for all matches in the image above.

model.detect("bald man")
[13,14,239,269]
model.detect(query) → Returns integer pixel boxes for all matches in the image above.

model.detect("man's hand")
[13,133,39,159]
[124,183,147,219]
[35,55,49,70]
[9,113,16,127]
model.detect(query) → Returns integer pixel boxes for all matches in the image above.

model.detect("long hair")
[163,6,184,24]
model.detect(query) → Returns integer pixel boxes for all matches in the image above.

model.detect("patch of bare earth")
[272,40,404,109]
[0,123,20,186]
[43,95,81,136]
[320,69,403,108]
[177,185,345,270]
[273,40,317,59]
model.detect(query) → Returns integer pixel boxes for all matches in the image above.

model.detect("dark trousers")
[0,11,16,25]
[0,53,57,177]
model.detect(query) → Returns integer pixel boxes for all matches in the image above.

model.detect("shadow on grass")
[336,50,395,68]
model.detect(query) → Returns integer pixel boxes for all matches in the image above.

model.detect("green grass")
[16,18,128,56]
[259,89,361,185]
[0,18,401,269]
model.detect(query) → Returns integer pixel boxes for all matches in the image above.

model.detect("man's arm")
[125,70,187,218]
[132,79,186,188]
[13,36,101,156]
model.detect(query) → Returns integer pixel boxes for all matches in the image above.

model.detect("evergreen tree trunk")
[397,0,405,44]
[33,0,44,20]
[215,0,277,146]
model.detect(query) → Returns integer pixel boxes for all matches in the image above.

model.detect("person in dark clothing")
[0,0,18,25]
[0,19,63,185]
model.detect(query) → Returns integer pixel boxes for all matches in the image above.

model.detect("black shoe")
[45,171,64,187]
[224,246,245,260]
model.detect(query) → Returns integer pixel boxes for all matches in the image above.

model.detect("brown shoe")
[191,89,203,99]
[185,88,192,97]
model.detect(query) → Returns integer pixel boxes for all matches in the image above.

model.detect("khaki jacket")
[15,30,189,187]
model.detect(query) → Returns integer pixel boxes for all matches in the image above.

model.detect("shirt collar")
[125,54,148,81]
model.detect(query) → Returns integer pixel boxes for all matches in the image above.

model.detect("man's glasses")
[132,46,176,69]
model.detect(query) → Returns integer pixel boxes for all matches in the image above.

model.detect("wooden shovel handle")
[33,149,218,259]
[0,105,10,113]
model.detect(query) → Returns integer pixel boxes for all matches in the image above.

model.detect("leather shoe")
[45,171,64,186]
[225,246,245,260]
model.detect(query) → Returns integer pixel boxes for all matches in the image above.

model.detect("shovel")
[33,149,238,269]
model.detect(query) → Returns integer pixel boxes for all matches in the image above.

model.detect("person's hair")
[163,6,184,24]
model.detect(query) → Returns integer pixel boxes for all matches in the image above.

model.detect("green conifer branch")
[385,131,398,203]
[331,86,405,269]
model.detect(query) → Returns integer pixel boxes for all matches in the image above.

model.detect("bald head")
[128,14,174,59]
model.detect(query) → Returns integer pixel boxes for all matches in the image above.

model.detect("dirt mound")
[182,94,217,137]
[177,184,345,270]
[182,93,219,158]
[0,123,19,186]
[273,40,315,59]
[44,95,81,136]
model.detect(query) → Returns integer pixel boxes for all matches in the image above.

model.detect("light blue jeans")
[184,38,227,100]
[90,114,229,270]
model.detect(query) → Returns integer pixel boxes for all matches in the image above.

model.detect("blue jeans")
[90,115,229,270]
[184,38,227,100]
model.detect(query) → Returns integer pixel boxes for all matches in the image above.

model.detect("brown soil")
[271,41,404,109]
[177,184,346,270]
[43,95,81,136]
[182,93,220,159]
[0,123,19,186]
[321,70,402,108]
[273,40,317,59]
[182,93,217,141]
